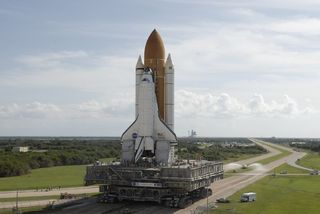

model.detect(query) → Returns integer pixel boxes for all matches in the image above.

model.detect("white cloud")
[1,51,136,98]
[163,0,320,10]
[176,90,315,118]
[0,102,61,119]
[269,18,320,36]
[77,99,133,118]
[1,92,313,121]
[18,51,89,68]
[176,90,245,118]
[168,23,320,79]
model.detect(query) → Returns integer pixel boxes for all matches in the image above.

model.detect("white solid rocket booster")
[135,55,144,118]
[165,54,174,130]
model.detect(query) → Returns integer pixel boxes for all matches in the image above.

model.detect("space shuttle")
[121,30,177,166]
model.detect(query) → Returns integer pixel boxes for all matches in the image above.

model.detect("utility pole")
[14,189,20,214]
[206,186,209,214]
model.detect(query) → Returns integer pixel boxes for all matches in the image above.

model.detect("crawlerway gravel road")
[0,139,310,213]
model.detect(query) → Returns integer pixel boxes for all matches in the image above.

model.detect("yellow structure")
[144,29,166,121]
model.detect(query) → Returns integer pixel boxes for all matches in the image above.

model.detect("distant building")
[12,146,29,153]
[188,130,197,138]
[291,142,306,145]
[221,142,256,148]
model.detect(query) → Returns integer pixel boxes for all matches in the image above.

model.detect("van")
[240,192,256,202]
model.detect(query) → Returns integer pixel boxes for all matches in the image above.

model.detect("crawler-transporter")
[85,158,223,208]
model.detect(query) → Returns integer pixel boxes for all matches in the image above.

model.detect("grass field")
[271,163,308,174]
[0,165,86,191]
[98,157,115,163]
[0,205,47,214]
[297,152,320,169]
[256,143,291,165]
[212,164,320,214]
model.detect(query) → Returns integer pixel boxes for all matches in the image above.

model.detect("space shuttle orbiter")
[121,69,177,164]
[121,30,177,166]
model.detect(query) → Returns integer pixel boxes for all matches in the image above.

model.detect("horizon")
[0,135,319,139]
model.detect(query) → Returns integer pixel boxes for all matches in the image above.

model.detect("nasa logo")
[132,133,138,139]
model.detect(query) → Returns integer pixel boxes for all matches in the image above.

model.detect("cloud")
[176,91,245,118]
[1,92,313,121]
[77,99,133,118]
[167,22,320,80]
[247,94,311,116]
[0,99,133,120]
[18,51,89,68]
[269,18,320,36]
[162,0,320,10]
[1,51,136,98]
[0,102,61,119]
[176,90,315,118]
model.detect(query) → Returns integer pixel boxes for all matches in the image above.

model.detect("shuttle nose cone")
[144,29,165,61]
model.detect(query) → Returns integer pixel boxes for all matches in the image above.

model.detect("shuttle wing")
[154,115,177,142]
[121,115,140,141]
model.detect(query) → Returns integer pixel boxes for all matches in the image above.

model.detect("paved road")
[251,139,313,172]
[0,199,52,209]
[0,186,99,210]
[0,186,99,199]
[224,139,280,171]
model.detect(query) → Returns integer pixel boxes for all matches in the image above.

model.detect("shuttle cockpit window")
[142,78,150,82]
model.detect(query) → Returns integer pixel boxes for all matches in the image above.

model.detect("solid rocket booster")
[135,56,144,118]
[165,54,174,130]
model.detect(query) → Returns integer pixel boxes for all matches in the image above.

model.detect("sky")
[0,0,319,137]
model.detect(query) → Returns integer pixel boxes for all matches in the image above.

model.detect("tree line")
[0,138,121,177]
[176,140,267,161]
[0,137,270,177]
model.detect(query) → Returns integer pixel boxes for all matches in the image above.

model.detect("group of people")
[35,186,61,192]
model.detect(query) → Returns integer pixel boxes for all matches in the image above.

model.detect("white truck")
[240,192,256,202]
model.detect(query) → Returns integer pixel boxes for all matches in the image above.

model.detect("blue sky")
[0,0,320,137]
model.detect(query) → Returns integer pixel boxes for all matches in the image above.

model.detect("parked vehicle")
[310,170,319,175]
[240,192,256,202]
[216,197,230,203]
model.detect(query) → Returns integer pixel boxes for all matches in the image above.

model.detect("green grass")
[0,165,86,191]
[256,143,291,165]
[297,152,320,170]
[98,157,115,163]
[0,205,47,214]
[271,163,309,174]
[0,192,99,203]
[213,164,320,214]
